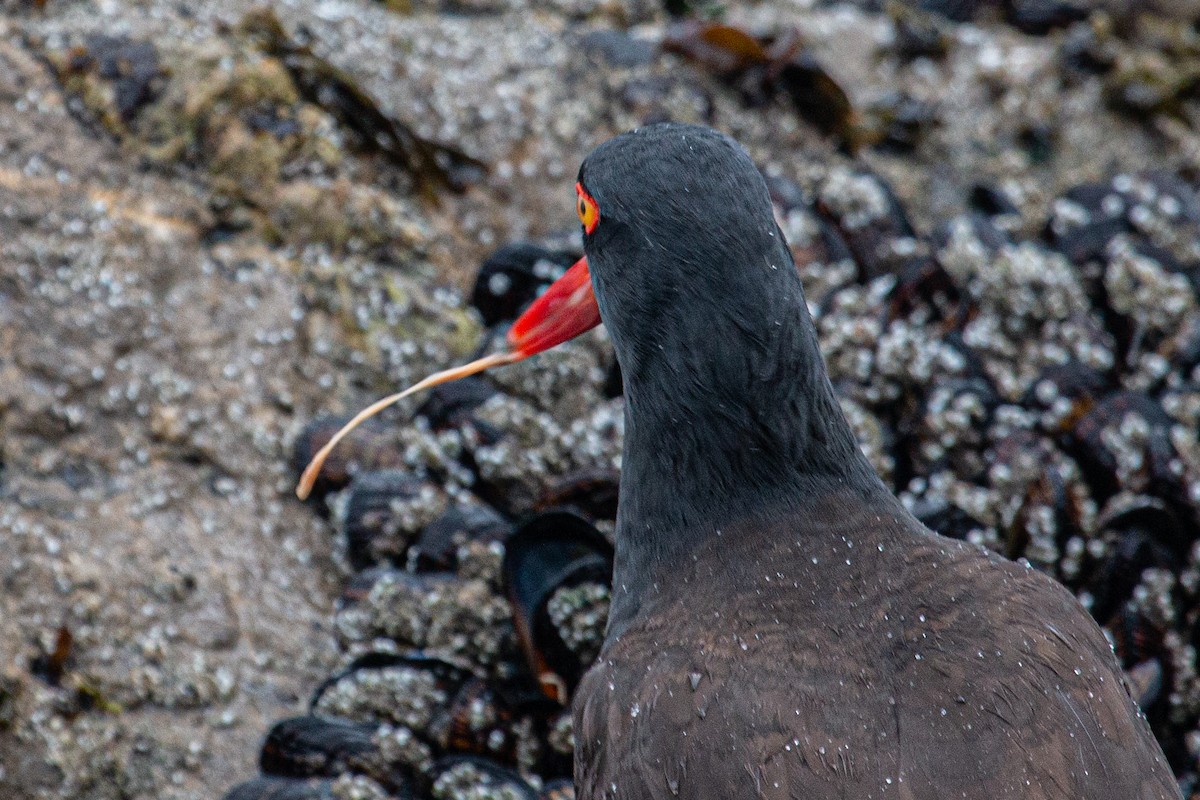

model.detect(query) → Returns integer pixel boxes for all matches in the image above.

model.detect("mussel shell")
[1064,391,1177,501]
[815,169,916,283]
[408,505,512,573]
[1125,659,1165,711]
[339,566,396,607]
[311,651,474,713]
[291,416,403,505]
[223,777,337,800]
[764,174,806,212]
[428,756,540,800]
[1045,181,1131,267]
[436,674,565,767]
[1167,314,1200,375]
[1004,0,1087,35]
[1106,601,1170,671]
[1021,361,1109,421]
[884,255,968,327]
[260,715,406,788]
[503,511,614,703]
[470,244,580,327]
[534,469,621,522]
[426,676,525,763]
[417,377,499,430]
[988,432,1090,565]
[341,470,444,570]
[907,376,1001,481]
[1085,496,1187,623]
[967,185,1021,219]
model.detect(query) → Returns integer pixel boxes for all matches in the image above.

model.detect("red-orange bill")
[507,256,601,356]
[295,256,602,500]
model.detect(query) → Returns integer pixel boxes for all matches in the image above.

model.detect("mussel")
[338,470,447,570]
[407,504,512,574]
[292,416,404,505]
[470,244,580,327]
[259,715,414,794]
[311,652,473,734]
[502,511,614,704]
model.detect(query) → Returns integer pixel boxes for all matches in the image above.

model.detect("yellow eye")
[576,182,599,234]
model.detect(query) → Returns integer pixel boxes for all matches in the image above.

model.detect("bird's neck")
[605,305,890,637]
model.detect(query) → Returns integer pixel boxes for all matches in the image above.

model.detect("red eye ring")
[576,182,599,234]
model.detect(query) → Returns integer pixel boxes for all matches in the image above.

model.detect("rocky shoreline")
[1,0,1198,797]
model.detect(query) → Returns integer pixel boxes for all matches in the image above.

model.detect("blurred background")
[1,0,1199,797]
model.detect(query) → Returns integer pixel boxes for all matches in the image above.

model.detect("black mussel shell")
[764,174,806,212]
[885,256,968,327]
[408,505,512,573]
[224,776,337,800]
[907,376,1001,481]
[471,244,580,327]
[1103,606,1173,733]
[431,677,518,761]
[1168,315,1200,375]
[341,470,442,570]
[933,212,1009,256]
[1045,181,1129,267]
[311,651,474,716]
[815,169,916,283]
[1004,0,1088,36]
[989,431,1088,563]
[1085,496,1187,624]
[534,469,621,522]
[1064,391,1178,502]
[502,511,614,703]
[417,377,498,430]
[260,715,413,792]
[912,0,986,24]
[1021,361,1109,425]
[429,756,540,800]
[1125,659,1165,711]
[292,416,402,505]
[433,674,565,771]
[868,92,937,155]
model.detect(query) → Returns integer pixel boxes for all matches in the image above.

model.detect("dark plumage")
[567,124,1179,800]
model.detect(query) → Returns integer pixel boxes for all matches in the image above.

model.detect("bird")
[510,123,1180,800]
[297,123,1181,799]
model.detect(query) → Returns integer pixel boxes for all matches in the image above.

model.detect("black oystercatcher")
[299,124,1180,799]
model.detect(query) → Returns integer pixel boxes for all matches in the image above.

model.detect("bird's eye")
[576,182,599,235]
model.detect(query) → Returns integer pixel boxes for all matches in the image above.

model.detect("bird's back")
[573,499,1179,800]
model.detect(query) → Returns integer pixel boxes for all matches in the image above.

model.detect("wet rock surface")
[1,0,1199,798]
